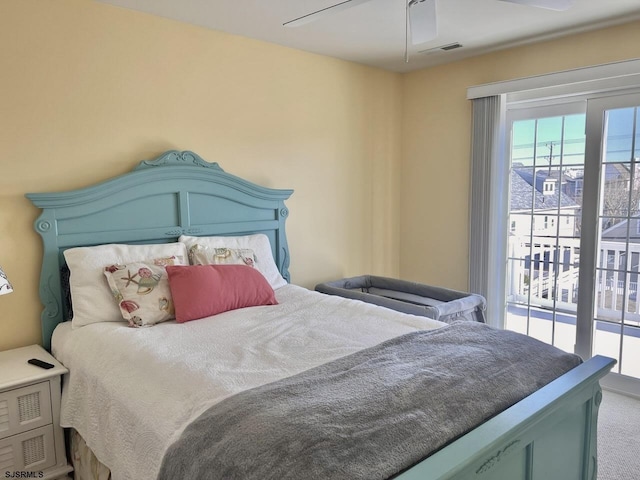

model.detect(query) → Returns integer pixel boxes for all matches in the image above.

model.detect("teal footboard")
[396,355,615,480]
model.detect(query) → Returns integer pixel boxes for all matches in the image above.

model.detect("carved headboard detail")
[27,150,293,350]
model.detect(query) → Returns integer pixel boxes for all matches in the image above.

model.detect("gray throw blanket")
[158,322,581,480]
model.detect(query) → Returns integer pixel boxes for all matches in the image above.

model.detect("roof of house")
[510,168,579,212]
[555,163,629,182]
[601,215,640,243]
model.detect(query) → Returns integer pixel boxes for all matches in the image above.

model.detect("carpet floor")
[598,389,640,480]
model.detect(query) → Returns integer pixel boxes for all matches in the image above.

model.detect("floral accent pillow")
[104,256,182,327]
[188,244,256,268]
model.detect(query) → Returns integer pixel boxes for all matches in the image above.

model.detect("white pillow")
[64,243,188,328]
[179,234,287,289]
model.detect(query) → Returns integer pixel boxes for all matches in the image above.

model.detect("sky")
[511,107,639,167]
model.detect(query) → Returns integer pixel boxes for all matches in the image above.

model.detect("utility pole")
[546,141,555,177]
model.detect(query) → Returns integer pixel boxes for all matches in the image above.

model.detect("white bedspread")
[52,285,445,480]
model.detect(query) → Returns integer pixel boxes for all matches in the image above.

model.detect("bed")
[26,150,615,480]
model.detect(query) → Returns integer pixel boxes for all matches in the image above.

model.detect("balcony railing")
[508,235,640,326]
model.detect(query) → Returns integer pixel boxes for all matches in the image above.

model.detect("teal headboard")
[26,150,294,350]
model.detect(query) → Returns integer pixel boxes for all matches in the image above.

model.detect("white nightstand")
[0,345,73,479]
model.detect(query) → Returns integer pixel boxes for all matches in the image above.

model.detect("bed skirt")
[70,429,112,480]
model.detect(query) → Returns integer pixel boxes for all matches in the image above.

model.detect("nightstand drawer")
[0,424,56,474]
[0,382,52,440]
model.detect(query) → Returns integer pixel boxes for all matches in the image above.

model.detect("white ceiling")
[95,0,640,73]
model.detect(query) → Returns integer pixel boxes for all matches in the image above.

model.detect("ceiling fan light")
[497,0,575,11]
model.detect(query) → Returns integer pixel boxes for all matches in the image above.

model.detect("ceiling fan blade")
[283,0,374,27]
[497,0,575,11]
[409,0,437,45]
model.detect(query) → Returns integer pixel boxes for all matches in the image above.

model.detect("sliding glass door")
[505,103,586,354]
[504,92,640,393]
[583,93,640,388]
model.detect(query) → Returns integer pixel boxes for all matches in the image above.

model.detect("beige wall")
[400,21,640,291]
[0,0,402,350]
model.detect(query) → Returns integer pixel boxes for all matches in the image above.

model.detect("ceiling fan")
[284,0,575,61]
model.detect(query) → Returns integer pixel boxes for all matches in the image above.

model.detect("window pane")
[593,321,621,371]
[562,114,586,166]
[512,120,536,166]
[536,117,563,167]
[604,107,636,162]
[595,269,625,321]
[601,163,634,218]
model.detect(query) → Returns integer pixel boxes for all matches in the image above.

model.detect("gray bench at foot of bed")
[315,275,486,324]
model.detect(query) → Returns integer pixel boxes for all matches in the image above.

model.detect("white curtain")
[468,95,506,327]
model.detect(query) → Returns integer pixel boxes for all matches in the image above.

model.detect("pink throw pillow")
[166,264,278,323]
